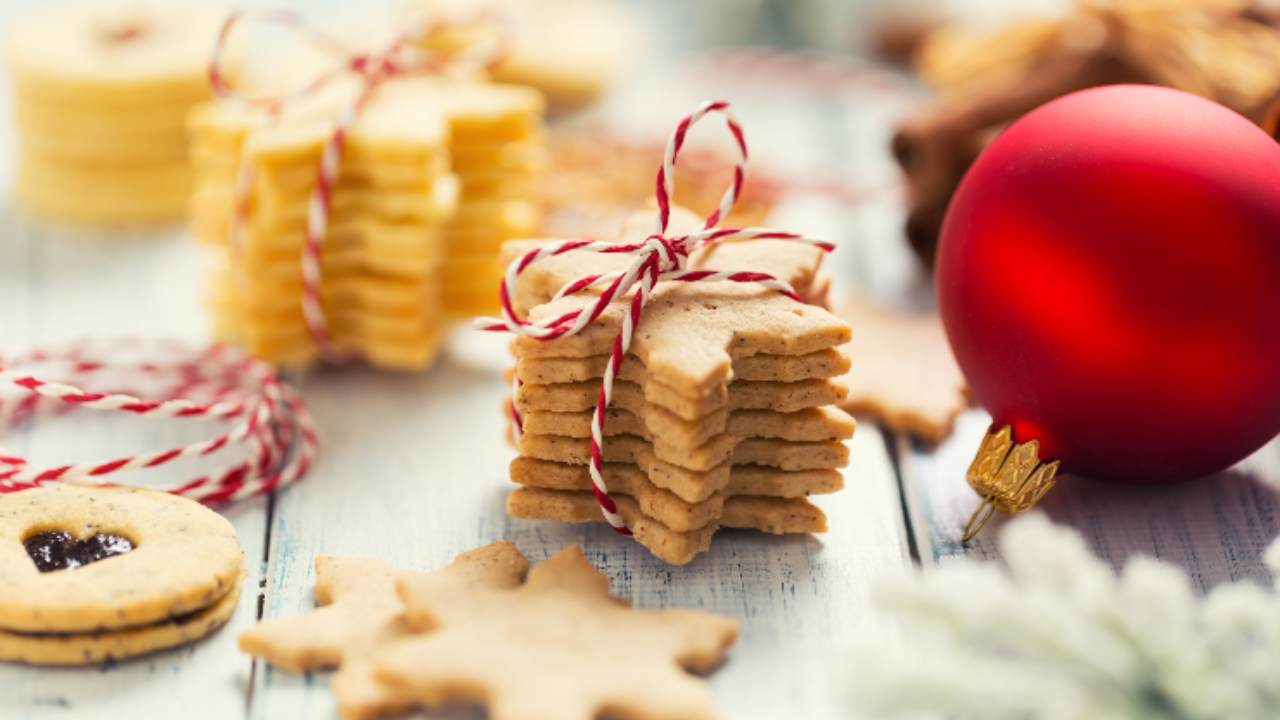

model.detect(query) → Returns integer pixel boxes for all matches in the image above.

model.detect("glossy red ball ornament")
[938,85,1280,484]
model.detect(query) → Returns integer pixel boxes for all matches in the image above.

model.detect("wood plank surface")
[900,409,1280,589]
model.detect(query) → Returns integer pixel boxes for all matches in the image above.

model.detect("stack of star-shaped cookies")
[188,79,462,369]
[503,209,855,564]
[6,3,221,225]
[427,82,545,316]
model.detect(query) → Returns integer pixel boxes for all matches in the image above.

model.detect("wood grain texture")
[900,409,1280,589]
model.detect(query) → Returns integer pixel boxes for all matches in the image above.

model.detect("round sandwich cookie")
[0,485,244,636]
[0,572,244,666]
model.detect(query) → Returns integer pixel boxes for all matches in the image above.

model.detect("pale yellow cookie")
[6,2,222,101]
[187,79,453,169]
[240,543,530,720]
[515,347,850,388]
[0,486,243,634]
[515,377,848,423]
[407,0,641,109]
[519,433,849,475]
[519,405,856,451]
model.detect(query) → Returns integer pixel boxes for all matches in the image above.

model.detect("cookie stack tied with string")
[5,2,222,226]
[188,13,513,370]
[481,102,855,565]
[281,12,547,318]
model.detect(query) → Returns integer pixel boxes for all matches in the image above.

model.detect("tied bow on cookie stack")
[482,102,855,564]
[187,11,545,369]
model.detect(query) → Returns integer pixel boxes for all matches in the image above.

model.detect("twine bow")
[476,100,835,534]
[208,9,508,361]
[0,340,317,504]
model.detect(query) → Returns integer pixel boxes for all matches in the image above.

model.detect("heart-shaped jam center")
[24,531,135,573]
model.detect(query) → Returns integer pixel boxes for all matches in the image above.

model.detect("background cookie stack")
[406,0,641,111]
[187,79,460,369]
[5,3,221,226]
[502,210,855,564]
[428,81,546,317]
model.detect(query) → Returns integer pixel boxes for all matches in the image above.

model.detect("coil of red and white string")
[477,100,835,534]
[0,340,316,504]
[209,9,508,362]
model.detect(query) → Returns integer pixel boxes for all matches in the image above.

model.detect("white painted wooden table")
[2,2,1279,718]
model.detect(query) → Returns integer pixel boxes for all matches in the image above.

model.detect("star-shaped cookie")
[839,296,968,442]
[376,544,740,720]
[240,543,737,719]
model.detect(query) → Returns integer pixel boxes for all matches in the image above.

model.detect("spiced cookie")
[0,572,243,666]
[0,485,244,642]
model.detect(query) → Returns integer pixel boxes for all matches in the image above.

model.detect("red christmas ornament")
[936,85,1280,537]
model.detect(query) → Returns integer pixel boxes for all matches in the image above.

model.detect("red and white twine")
[0,340,317,504]
[209,9,508,361]
[477,101,835,534]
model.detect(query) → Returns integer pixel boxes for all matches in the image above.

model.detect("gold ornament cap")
[962,425,1061,541]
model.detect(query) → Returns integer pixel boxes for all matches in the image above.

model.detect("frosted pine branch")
[851,514,1280,720]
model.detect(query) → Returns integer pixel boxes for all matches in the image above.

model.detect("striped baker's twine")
[476,100,835,534]
[0,340,317,504]
[208,9,508,362]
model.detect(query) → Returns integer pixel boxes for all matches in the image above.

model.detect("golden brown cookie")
[506,490,825,565]
[511,457,842,533]
[839,297,968,442]
[239,555,424,720]
[6,2,222,101]
[0,485,244,634]
[0,572,243,666]
[376,544,738,717]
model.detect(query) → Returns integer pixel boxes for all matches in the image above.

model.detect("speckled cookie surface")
[0,485,244,633]
[519,433,849,475]
[515,377,848,422]
[0,572,242,666]
[515,347,850,392]
[511,457,842,533]
[519,404,856,452]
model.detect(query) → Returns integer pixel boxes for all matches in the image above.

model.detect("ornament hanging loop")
[961,425,1060,542]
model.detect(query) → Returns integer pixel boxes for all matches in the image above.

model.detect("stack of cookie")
[428,82,546,317]
[0,486,244,665]
[406,0,640,110]
[187,78,461,369]
[5,3,222,226]
[503,209,855,564]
